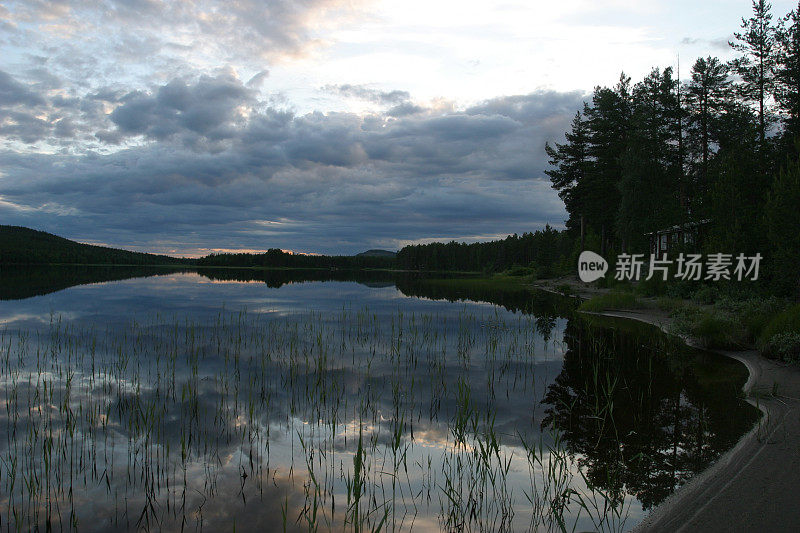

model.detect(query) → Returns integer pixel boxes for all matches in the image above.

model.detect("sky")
[1,0,797,256]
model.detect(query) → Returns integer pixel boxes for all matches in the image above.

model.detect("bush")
[555,283,574,296]
[669,307,744,349]
[637,273,668,297]
[505,265,536,277]
[716,296,786,343]
[761,332,800,364]
[669,295,792,351]
[691,284,720,305]
[693,313,742,349]
[597,276,632,290]
[665,280,696,299]
[535,264,559,279]
[760,303,800,341]
[669,306,703,337]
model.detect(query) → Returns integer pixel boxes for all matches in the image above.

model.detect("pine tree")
[617,68,683,251]
[685,56,732,208]
[583,73,632,253]
[545,111,591,233]
[775,1,800,150]
[729,0,776,152]
[765,157,800,295]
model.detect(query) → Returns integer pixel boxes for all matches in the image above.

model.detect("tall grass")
[0,307,636,532]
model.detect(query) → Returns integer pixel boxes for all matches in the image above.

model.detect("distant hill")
[0,226,189,266]
[356,249,397,258]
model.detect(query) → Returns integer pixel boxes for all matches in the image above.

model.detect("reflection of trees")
[0,265,182,300]
[394,278,576,318]
[541,318,759,510]
[1,266,404,299]
[196,267,398,287]
[535,315,557,343]
[4,264,578,330]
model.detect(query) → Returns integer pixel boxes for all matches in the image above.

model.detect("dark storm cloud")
[386,102,424,117]
[110,75,254,147]
[0,72,582,254]
[0,70,45,106]
[0,109,50,143]
[0,69,119,144]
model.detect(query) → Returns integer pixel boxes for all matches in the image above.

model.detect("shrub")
[668,306,703,337]
[761,332,800,364]
[665,280,696,299]
[693,313,742,349]
[760,303,800,341]
[691,285,719,305]
[505,265,536,277]
[716,296,786,343]
[668,307,743,349]
[637,273,668,297]
[556,283,574,296]
[534,264,556,279]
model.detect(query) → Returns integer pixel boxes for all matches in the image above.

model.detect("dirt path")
[590,309,800,533]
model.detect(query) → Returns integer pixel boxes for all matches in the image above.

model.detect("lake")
[0,267,759,532]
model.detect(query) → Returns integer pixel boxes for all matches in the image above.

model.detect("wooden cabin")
[646,219,709,256]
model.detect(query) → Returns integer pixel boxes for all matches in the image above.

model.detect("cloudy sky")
[1,0,795,256]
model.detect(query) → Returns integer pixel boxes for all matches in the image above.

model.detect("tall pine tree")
[685,56,732,213]
[730,0,776,155]
[617,67,683,251]
[583,73,632,253]
[775,1,800,153]
[545,111,591,236]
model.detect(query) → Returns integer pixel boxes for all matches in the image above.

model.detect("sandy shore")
[583,308,800,532]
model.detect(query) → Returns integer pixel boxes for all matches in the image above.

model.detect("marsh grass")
[0,307,635,532]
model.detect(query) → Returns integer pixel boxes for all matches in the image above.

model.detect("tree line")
[394,225,572,275]
[392,1,800,295]
[195,249,394,270]
[543,0,800,295]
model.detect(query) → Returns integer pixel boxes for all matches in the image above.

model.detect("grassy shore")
[440,268,800,366]
[556,279,800,364]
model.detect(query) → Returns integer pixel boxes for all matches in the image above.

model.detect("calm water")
[0,267,758,532]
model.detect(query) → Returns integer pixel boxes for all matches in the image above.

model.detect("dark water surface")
[0,266,758,532]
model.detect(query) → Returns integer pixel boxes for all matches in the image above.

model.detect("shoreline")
[582,308,800,532]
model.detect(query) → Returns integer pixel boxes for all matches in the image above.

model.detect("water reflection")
[0,267,759,531]
[0,265,465,300]
[542,316,758,511]
[0,265,184,300]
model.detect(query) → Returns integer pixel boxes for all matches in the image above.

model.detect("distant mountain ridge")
[0,226,188,265]
[0,226,397,268]
[356,249,397,258]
